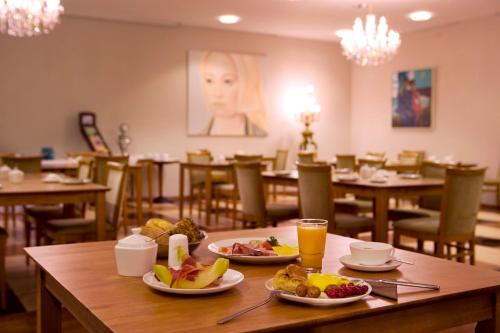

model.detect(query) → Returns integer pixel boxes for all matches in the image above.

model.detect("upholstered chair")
[234,162,298,228]
[297,152,315,164]
[335,154,356,171]
[297,164,374,238]
[394,167,486,264]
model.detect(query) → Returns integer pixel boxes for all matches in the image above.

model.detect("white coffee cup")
[350,241,395,265]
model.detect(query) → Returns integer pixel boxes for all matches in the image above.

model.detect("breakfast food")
[153,256,229,289]
[140,217,204,246]
[272,265,369,299]
[218,237,299,257]
[272,264,308,293]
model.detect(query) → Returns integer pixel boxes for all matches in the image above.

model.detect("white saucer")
[339,255,401,272]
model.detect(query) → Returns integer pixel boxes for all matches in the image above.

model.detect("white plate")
[339,254,402,272]
[61,178,91,185]
[143,268,244,295]
[273,170,291,176]
[264,278,371,306]
[208,237,299,264]
[370,177,388,183]
[335,168,352,174]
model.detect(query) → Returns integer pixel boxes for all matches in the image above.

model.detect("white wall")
[0,17,352,196]
[351,16,500,180]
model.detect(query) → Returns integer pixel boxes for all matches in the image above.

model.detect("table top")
[26,227,500,333]
[0,173,107,195]
[262,170,444,189]
[152,159,179,165]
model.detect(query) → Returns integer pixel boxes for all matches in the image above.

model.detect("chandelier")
[0,0,64,37]
[339,14,401,66]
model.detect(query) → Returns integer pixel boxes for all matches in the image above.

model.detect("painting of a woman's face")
[201,52,239,117]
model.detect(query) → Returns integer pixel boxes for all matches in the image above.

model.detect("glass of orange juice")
[297,219,328,272]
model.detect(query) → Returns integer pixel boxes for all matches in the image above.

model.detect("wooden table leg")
[135,169,143,225]
[205,167,213,226]
[373,189,389,243]
[95,192,106,241]
[179,165,184,219]
[37,267,61,333]
[476,290,499,333]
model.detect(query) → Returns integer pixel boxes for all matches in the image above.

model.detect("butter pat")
[168,234,189,269]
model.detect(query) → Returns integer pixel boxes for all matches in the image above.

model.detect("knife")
[365,279,440,300]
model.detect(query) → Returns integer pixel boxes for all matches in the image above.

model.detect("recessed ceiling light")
[408,11,433,22]
[335,29,352,38]
[217,14,241,24]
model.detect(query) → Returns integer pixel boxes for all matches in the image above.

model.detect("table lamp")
[297,86,321,151]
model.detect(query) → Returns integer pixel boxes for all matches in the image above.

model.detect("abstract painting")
[392,68,433,128]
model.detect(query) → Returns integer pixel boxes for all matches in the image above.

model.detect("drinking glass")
[296,219,328,272]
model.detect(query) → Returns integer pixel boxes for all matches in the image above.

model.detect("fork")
[217,290,282,324]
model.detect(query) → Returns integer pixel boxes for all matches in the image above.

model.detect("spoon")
[358,257,414,266]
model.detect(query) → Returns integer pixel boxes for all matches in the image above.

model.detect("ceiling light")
[335,29,352,38]
[217,14,240,24]
[408,11,433,22]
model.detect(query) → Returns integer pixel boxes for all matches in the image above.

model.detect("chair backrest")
[77,157,94,180]
[358,158,385,170]
[105,162,128,232]
[439,167,486,238]
[335,154,356,171]
[187,151,212,186]
[67,151,103,158]
[297,151,315,164]
[94,155,129,185]
[398,151,418,165]
[297,164,335,233]
[419,161,447,210]
[3,156,42,173]
[234,162,267,226]
[403,150,426,164]
[274,149,288,171]
[234,154,262,163]
[366,151,386,160]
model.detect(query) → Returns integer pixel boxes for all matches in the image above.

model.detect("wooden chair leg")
[0,234,6,310]
[197,188,202,220]
[417,239,424,253]
[188,186,193,217]
[2,207,8,231]
[24,219,31,265]
[147,164,154,210]
[225,196,229,217]
[393,229,401,248]
[232,193,237,230]
[435,241,445,258]
[122,191,130,235]
[215,191,220,225]
[469,240,475,265]
[457,241,465,263]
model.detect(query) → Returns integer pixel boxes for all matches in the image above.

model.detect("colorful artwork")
[188,50,268,136]
[392,68,433,128]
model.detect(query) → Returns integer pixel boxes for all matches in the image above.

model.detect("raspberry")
[361,285,369,294]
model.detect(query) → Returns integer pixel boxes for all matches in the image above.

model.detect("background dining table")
[263,171,444,242]
[25,226,500,333]
[0,173,108,240]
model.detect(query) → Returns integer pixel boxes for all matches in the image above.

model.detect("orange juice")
[297,221,327,271]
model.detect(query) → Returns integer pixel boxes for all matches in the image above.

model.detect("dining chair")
[2,156,42,235]
[0,153,16,231]
[43,162,128,243]
[271,149,289,200]
[234,162,298,228]
[366,151,386,160]
[214,154,263,226]
[335,154,356,171]
[389,160,448,221]
[297,151,315,164]
[24,157,96,250]
[397,151,418,165]
[94,155,129,185]
[402,150,426,165]
[0,226,6,309]
[187,150,213,219]
[482,161,500,208]
[66,151,104,158]
[0,152,15,166]
[297,164,374,238]
[394,167,486,264]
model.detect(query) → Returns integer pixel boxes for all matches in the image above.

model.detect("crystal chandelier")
[0,0,64,37]
[339,14,401,66]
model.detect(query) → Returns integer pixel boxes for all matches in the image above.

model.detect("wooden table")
[152,159,179,203]
[263,171,444,243]
[0,174,108,240]
[179,162,233,226]
[26,227,500,333]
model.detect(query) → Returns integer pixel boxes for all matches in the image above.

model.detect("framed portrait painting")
[392,68,434,128]
[187,50,268,137]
